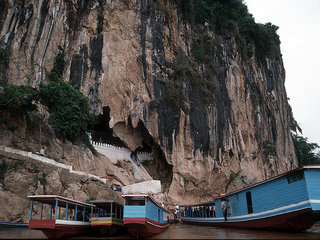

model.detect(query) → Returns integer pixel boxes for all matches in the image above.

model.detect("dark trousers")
[223,209,227,221]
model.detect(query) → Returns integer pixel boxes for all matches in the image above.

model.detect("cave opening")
[90,107,173,192]
[134,120,173,192]
[90,106,126,147]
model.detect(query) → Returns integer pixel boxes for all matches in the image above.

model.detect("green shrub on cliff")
[0,83,39,118]
[171,47,218,104]
[40,46,94,143]
[263,140,276,157]
[176,0,280,62]
[0,46,94,145]
[48,46,67,82]
[40,80,93,142]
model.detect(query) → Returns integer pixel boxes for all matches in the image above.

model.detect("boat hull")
[181,208,320,232]
[123,217,169,238]
[28,219,91,239]
[91,220,125,236]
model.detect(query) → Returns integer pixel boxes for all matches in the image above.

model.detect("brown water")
[1,222,320,239]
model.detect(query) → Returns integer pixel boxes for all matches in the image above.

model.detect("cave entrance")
[134,120,173,193]
[90,106,126,147]
[91,107,173,193]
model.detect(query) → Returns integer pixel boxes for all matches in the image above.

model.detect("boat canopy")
[122,194,168,213]
[27,195,94,209]
[90,200,123,208]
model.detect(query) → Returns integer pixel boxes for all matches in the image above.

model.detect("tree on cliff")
[39,81,93,142]
[292,134,320,166]
[0,46,94,146]
[39,46,94,143]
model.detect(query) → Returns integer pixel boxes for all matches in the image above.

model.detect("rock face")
[122,180,161,195]
[0,0,299,215]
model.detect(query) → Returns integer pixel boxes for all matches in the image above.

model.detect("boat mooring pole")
[55,200,58,220]
[50,205,52,219]
[65,202,68,220]
[40,202,43,219]
[29,199,34,220]
[74,205,78,221]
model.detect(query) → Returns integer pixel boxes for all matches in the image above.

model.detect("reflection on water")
[0,228,46,239]
[150,222,320,239]
[1,222,320,239]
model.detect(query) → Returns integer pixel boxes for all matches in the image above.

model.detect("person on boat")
[175,205,179,214]
[221,198,227,221]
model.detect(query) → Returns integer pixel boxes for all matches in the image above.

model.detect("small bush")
[263,140,276,157]
[149,99,158,110]
[0,84,39,117]
[170,47,217,104]
[86,197,94,204]
[229,171,239,182]
[183,177,189,184]
[250,91,260,106]
[39,172,48,186]
[47,46,67,82]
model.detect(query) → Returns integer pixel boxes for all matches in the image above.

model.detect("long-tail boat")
[179,165,320,231]
[122,194,169,238]
[28,195,94,239]
[90,200,125,235]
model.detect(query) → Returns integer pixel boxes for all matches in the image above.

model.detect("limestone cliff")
[0,0,299,216]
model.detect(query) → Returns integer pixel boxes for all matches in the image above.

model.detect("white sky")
[245,0,320,145]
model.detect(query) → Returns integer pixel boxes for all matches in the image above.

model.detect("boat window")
[246,191,253,214]
[287,171,304,184]
[158,209,160,222]
[127,199,145,206]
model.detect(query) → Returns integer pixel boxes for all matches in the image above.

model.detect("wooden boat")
[122,194,169,238]
[90,200,125,235]
[28,195,94,239]
[179,165,320,232]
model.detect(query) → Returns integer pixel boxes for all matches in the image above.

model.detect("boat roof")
[180,165,320,207]
[122,194,168,213]
[90,200,123,208]
[27,195,94,208]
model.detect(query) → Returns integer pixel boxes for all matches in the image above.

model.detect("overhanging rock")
[122,180,161,195]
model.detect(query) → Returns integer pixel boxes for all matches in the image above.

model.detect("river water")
[1,222,320,239]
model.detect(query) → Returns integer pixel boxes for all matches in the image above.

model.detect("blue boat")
[179,165,320,231]
[122,194,169,238]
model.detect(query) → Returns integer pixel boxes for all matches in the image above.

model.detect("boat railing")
[179,204,217,218]
[28,196,93,224]
[91,210,122,219]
